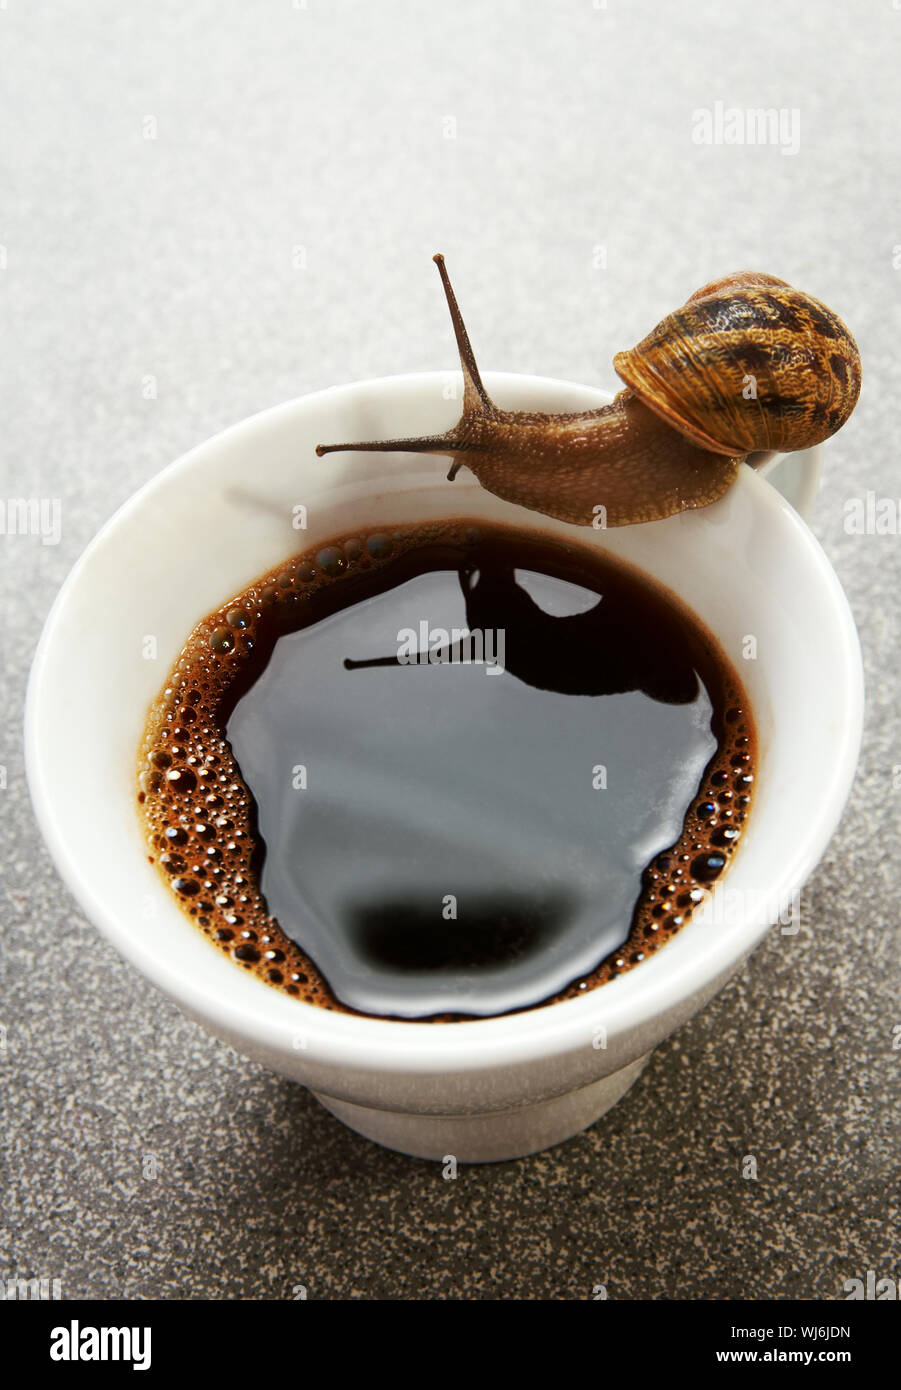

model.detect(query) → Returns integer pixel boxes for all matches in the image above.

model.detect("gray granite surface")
[1,0,898,1300]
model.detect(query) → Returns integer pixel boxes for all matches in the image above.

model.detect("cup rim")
[25,371,865,1075]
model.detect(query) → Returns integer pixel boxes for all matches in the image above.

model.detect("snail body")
[316,256,861,527]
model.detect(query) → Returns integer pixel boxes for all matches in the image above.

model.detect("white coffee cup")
[25,373,864,1162]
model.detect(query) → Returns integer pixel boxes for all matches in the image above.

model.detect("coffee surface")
[137,520,755,1019]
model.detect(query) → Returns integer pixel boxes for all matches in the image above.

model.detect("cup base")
[311,1051,652,1162]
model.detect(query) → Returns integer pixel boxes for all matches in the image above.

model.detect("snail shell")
[613,271,862,457]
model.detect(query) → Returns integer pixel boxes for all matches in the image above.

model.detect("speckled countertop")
[1,0,898,1299]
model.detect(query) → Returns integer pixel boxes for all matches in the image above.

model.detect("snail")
[316,255,861,527]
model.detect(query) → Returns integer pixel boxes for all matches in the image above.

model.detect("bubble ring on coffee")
[137,519,755,1020]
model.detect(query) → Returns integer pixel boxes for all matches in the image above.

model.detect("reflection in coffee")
[137,520,755,1019]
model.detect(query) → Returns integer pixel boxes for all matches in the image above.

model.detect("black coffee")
[137,520,755,1019]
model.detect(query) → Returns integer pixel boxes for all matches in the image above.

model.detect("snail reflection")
[344,560,699,705]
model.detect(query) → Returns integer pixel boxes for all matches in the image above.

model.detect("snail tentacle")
[316,253,496,472]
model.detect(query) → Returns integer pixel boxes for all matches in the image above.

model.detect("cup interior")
[25,372,864,1074]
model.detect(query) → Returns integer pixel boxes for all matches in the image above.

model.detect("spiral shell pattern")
[613,272,862,456]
